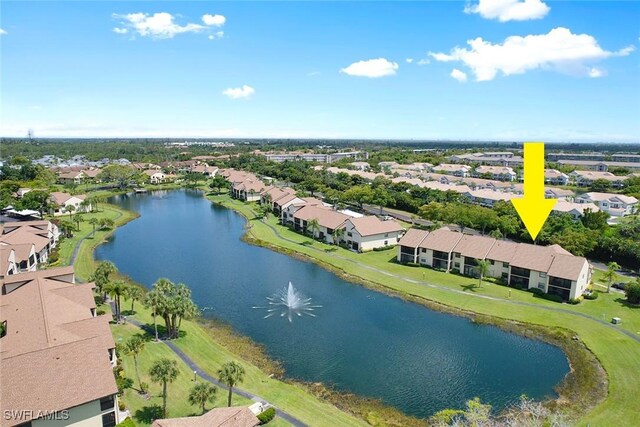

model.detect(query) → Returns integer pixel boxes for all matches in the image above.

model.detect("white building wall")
[418,248,433,266]
[31,398,118,427]
[358,231,402,251]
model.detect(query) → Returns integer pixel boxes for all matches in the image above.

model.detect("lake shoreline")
[205,192,607,422]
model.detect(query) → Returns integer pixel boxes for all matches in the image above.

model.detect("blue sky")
[1,1,639,142]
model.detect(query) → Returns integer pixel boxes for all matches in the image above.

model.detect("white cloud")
[429,27,635,81]
[450,68,468,83]
[222,85,255,99]
[405,58,414,63]
[113,12,207,39]
[588,67,605,78]
[340,58,399,78]
[113,27,128,34]
[0,29,7,36]
[464,0,550,22]
[202,14,226,27]
[417,59,431,66]
[208,32,224,40]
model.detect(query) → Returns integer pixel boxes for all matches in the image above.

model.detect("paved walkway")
[253,214,640,344]
[120,313,306,427]
[70,208,124,266]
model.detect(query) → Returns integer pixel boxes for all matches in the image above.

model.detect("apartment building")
[0,221,60,268]
[575,192,638,217]
[569,171,628,188]
[544,169,569,186]
[474,166,517,181]
[397,228,591,300]
[0,267,119,427]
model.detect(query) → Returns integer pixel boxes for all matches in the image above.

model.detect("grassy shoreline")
[207,192,640,427]
[70,188,638,426]
[67,191,372,427]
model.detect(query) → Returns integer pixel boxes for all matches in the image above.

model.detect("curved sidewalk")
[124,316,307,427]
[252,213,640,345]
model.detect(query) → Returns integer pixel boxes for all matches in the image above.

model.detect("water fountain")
[255,282,321,322]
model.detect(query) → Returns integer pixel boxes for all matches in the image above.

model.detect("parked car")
[612,282,627,290]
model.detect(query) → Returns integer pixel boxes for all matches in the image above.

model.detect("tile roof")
[293,205,351,229]
[419,229,464,253]
[485,240,519,263]
[453,235,497,260]
[398,228,429,248]
[347,216,403,237]
[151,407,260,427]
[547,253,588,281]
[0,268,117,425]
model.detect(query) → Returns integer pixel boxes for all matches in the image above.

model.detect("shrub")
[96,309,106,316]
[116,418,136,427]
[405,262,421,267]
[568,298,581,305]
[584,291,599,300]
[118,401,126,411]
[257,407,276,425]
[48,250,59,263]
[625,281,640,304]
[140,382,149,393]
[373,245,395,252]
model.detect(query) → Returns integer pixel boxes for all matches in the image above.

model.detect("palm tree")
[64,204,75,221]
[125,286,144,314]
[104,281,128,322]
[604,261,620,293]
[91,261,117,301]
[124,335,146,392]
[476,260,490,288]
[188,382,217,414]
[144,288,163,342]
[79,199,90,213]
[218,361,245,407]
[333,227,345,245]
[307,218,320,238]
[89,217,99,237]
[73,213,84,231]
[149,358,180,418]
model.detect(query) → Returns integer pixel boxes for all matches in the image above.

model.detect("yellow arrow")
[511,142,557,241]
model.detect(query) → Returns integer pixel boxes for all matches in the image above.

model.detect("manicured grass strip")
[209,193,640,427]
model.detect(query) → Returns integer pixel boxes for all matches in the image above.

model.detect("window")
[489,260,494,265]
[539,283,545,289]
[102,412,116,427]
[384,240,388,246]
[100,395,115,411]
[421,248,426,253]
[503,262,509,268]
[347,232,352,237]
[454,262,460,268]
[539,272,547,278]
[384,233,389,238]
[453,252,460,258]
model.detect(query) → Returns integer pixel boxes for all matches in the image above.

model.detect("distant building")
[569,171,628,188]
[432,164,471,177]
[474,165,517,181]
[547,152,605,162]
[544,169,569,186]
[50,192,91,215]
[575,192,638,217]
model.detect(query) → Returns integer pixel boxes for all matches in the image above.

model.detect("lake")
[96,189,569,418]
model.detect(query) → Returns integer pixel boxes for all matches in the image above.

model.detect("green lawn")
[209,193,640,427]
[53,204,139,280]
[122,304,368,427]
[65,195,367,427]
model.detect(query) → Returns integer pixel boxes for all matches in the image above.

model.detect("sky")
[1,1,639,142]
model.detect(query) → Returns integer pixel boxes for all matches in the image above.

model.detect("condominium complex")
[398,228,591,300]
[0,267,119,427]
